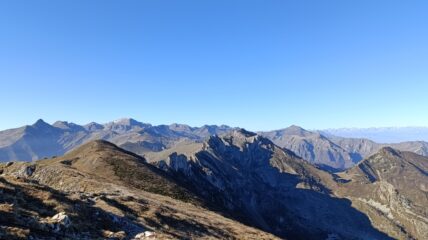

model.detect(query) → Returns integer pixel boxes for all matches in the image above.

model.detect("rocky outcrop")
[42,212,72,233]
[133,231,156,240]
[150,129,393,239]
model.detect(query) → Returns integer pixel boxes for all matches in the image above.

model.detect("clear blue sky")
[0,0,427,131]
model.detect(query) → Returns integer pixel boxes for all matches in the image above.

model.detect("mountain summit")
[32,119,51,128]
[261,125,357,170]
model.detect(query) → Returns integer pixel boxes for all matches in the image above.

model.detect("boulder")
[50,212,72,231]
[103,230,126,239]
[133,231,156,239]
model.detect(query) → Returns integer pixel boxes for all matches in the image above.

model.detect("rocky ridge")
[0,140,278,240]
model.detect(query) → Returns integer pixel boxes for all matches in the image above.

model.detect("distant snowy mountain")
[321,127,428,143]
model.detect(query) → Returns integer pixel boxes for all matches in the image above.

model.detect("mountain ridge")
[147,129,394,239]
[1,119,428,172]
[0,139,278,239]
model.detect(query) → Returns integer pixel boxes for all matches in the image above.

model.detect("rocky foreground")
[0,140,277,240]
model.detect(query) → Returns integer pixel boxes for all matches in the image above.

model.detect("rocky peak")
[27,119,60,136]
[84,122,104,131]
[359,147,403,169]
[202,130,277,164]
[32,119,51,129]
[217,129,270,149]
[52,121,69,128]
[234,128,258,138]
[283,125,312,136]
[168,123,194,132]
[351,147,407,183]
[114,118,144,126]
[104,118,151,131]
[202,124,230,131]
[378,146,402,158]
[193,125,234,138]
[53,121,85,132]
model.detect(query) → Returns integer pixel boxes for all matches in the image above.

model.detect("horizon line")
[1,118,428,133]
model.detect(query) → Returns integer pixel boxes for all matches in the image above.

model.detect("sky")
[0,0,427,131]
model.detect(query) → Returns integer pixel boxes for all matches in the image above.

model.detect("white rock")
[51,212,71,228]
[133,231,156,239]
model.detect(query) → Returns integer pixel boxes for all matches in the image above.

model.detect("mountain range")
[322,127,428,143]
[261,126,428,171]
[1,119,428,173]
[1,128,427,239]
[0,119,234,163]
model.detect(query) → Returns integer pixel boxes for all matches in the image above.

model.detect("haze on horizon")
[0,0,427,131]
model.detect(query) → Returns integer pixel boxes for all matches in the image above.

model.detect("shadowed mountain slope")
[147,129,393,240]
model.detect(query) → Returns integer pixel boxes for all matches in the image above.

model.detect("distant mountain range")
[1,119,427,172]
[261,126,428,171]
[0,118,234,162]
[321,127,428,143]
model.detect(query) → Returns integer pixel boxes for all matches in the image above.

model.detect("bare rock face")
[50,212,72,229]
[150,129,393,239]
